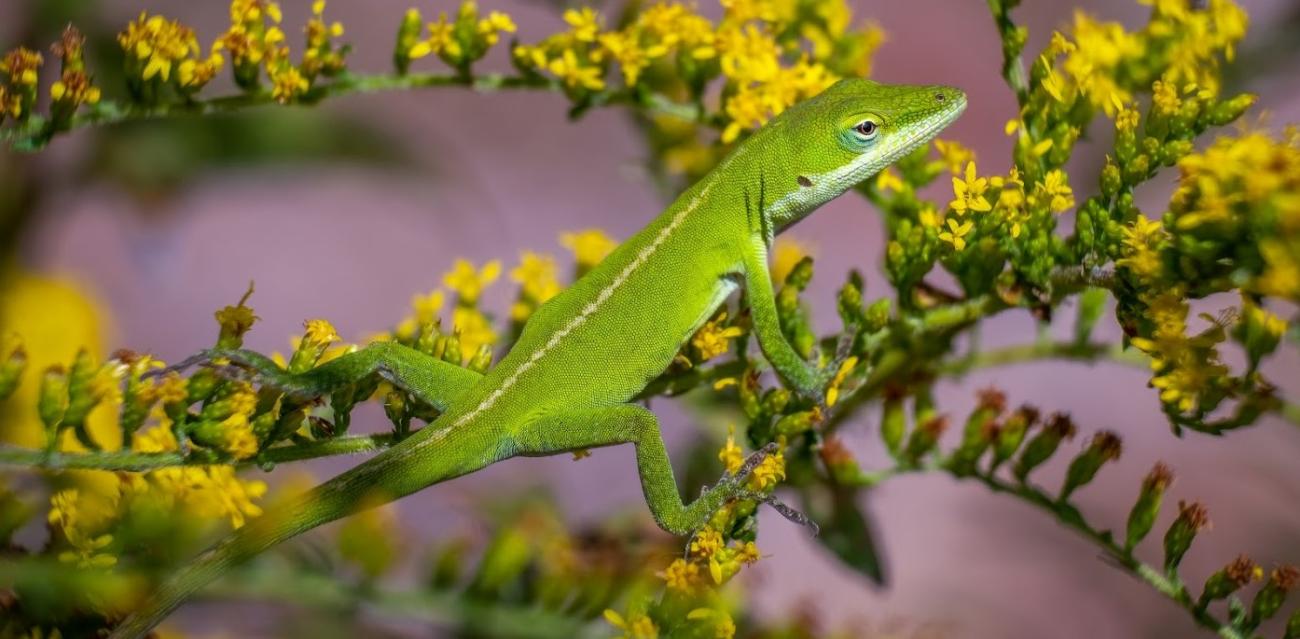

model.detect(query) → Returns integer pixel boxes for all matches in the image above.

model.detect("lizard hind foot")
[727,441,780,484]
[738,489,820,536]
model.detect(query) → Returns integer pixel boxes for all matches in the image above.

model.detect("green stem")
[0,432,395,471]
[1,72,703,151]
[849,458,1244,638]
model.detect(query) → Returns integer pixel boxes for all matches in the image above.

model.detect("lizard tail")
[109,421,503,638]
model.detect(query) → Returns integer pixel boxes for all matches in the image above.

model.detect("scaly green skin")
[110,79,966,638]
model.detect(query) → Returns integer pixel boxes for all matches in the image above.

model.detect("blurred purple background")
[5,0,1300,636]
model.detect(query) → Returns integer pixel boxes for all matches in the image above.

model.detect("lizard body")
[111,78,965,637]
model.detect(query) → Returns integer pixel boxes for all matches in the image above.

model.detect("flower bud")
[820,436,861,484]
[394,8,424,74]
[1286,608,1300,639]
[1208,93,1256,127]
[1073,287,1108,345]
[214,291,258,349]
[467,344,493,373]
[1059,430,1122,501]
[1163,500,1210,573]
[904,416,947,465]
[1100,159,1122,200]
[115,350,161,443]
[1013,412,1075,481]
[61,349,110,434]
[1125,462,1173,551]
[1234,297,1285,371]
[384,390,411,434]
[441,334,462,366]
[775,407,821,438]
[738,369,762,419]
[837,272,865,328]
[0,336,26,401]
[949,388,1005,475]
[290,319,340,374]
[38,365,68,437]
[1198,554,1260,608]
[864,298,891,333]
[990,404,1038,471]
[880,388,907,458]
[784,256,814,289]
[1247,566,1298,630]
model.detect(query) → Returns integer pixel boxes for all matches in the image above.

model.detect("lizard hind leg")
[511,405,808,536]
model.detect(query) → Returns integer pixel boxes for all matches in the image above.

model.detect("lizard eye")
[853,119,879,140]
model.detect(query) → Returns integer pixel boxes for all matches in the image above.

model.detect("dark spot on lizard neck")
[797,175,812,187]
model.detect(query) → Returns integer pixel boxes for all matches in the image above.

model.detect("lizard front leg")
[511,404,779,536]
[739,245,846,403]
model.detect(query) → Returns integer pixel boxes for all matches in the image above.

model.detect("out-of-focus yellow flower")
[771,237,811,284]
[939,217,975,251]
[0,272,108,448]
[718,425,743,474]
[443,259,501,305]
[934,139,975,175]
[560,229,617,270]
[548,49,605,91]
[563,7,601,42]
[604,609,659,639]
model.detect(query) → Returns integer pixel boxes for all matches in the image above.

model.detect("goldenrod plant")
[1,1,1298,638]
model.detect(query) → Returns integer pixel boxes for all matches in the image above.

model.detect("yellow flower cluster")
[118,13,223,94]
[1128,291,1230,414]
[560,228,617,274]
[1169,129,1300,301]
[509,251,561,322]
[1037,0,1246,118]
[403,1,516,71]
[691,311,745,362]
[0,46,41,121]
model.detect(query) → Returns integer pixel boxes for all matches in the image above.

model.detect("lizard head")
[752,78,967,233]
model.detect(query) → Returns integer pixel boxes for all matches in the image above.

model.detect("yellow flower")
[718,425,744,474]
[662,557,702,592]
[950,161,992,215]
[410,289,446,325]
[604,609,659,639]
[563,7,601,42]
[269,64,309,103]
[825,355,857,407]
[442,259,501,304]
[875,167,905,193]
[219,413,259,459]
[451,306,496,360]
[691,312,744,361]
[426,16,464,59]
[510,251,561,305]
[745,447,785,491]
[690,527,725,558]
[476,11,516,46]
[560,228,617,269]
[934,139,975,175]
[1037,169,1075,213]
[598,31,655,86]
[938,217,975,251]
[548,48,605,91]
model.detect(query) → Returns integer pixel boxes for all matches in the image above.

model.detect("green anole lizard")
[112,78,965,637]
